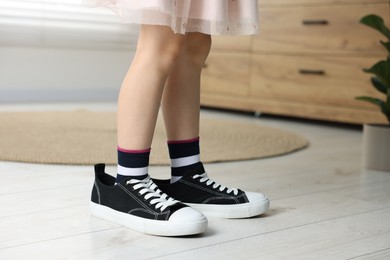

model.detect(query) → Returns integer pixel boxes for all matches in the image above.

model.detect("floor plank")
[348,248,390,260]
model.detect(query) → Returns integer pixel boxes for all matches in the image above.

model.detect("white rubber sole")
[186,197,270,219]
[90,202,208,236]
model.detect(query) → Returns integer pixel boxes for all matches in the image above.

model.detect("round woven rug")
[0,111,308,165]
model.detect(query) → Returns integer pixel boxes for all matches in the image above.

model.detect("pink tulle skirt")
[84,0,259,35]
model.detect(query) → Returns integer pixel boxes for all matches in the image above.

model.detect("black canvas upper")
[153,163,249,205]
[91,164,187,221]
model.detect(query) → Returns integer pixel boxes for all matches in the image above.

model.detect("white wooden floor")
[1,103,390,260]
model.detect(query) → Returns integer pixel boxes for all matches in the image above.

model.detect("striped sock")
[116,146,151,183]
[168,137,201,183]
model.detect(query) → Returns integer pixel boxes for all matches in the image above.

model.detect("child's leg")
[161,33,211,141]
[118,25,185,149]
[90,26,208,236]
[161,33,211,183]
[158,33,270,218]
[117,25,185,181]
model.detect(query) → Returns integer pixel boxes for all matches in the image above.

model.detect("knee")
[149,39,184,72]
[185,33,212,68]
[135,27,186,73]
[161,37,187,68]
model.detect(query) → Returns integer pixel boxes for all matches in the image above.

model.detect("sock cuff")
[168,138,200,159]
[117,147,151,168]
[117,146,151,154]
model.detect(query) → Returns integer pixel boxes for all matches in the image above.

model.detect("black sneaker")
[153,163,270,219]
[90,164,207,236]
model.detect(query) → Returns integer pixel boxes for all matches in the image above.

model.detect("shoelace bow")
[193,173,239,196]
[126,177,178,212]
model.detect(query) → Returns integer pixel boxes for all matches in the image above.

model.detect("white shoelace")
[126,177,178,212]
[193,173,239,196]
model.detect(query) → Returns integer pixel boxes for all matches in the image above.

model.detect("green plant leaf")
[356,96,384,107]
[370,77,389,94]
[356,96,390,125]
[363,60,390,88]
[380,40,390,54]
[360,14,390,40]
[382,100,390,112]
[381,98,390,126]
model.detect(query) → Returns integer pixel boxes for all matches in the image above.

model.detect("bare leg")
[152,33,270,219]
[118,25,186,150]
[161,33,212,141]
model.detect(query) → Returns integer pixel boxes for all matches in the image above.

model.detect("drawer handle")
[299,69,325,75]
[302,19,329,25]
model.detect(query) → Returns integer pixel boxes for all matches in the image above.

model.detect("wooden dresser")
[200,0,389,124]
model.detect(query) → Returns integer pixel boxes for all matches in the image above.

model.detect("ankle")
[117,146,151,183]
[168,137,201,183]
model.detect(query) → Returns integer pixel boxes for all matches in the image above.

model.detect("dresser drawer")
[201,53,251,96]
[250,54,384,108]
[211,35,253,52]
[254,3,389,54]
[259,0,388,6]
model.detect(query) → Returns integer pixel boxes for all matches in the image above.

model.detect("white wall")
[0,0,138,102]
[0,46,134,102]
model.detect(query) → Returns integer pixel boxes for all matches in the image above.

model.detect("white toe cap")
[169,207,208,235]
[169,207,206,223]
[245,191,268,203]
